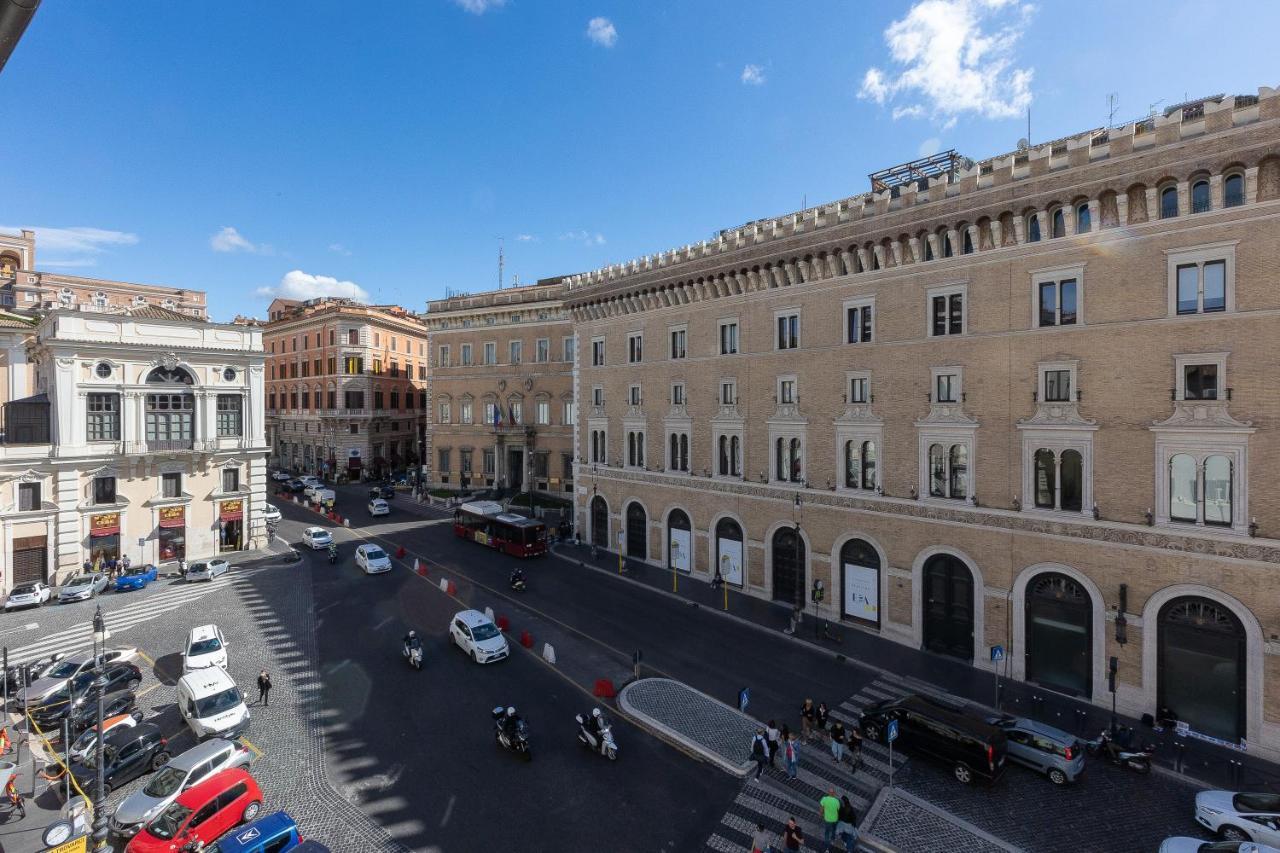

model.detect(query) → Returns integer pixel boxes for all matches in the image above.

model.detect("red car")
[126,768,262,853]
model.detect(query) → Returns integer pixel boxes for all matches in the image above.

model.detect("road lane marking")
[136,683,163,699]
[440,794,455,827]
[237,735,264,760]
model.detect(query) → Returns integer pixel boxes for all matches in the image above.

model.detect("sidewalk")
[552,542,1280,793]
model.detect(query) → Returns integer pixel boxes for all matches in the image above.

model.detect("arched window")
[861,440,876,490]
[590,495,609,546]
[729,436,741,476]
[923,235,934,262]
[670,433,680,471]
[1051,208,1066,238]
[715,518,744,585]
[962,230,974,254]
[679,434,689,471]
[719,435,729,476]
[789,438,802,482]
[1160,185,1179,219]
[941,230,953,258]
[948,444,968,498]
[1169,454,1198,521]
[1061,449,1083,512]
[1027,214,1041,242]
[929,443,945,496]
[625,502,647,559]
[1075,203,1091,233]
[1159,597,1246,743]
[844,441,858,488]
[839,538,881,628]
[1191,180,1211,214]
[1026,572,1093,697]
[1034,449,1056,508]
[667,509,691,572]
[1224,173,1245,208]
[1204,455,1233,526]
[775,438,786,481]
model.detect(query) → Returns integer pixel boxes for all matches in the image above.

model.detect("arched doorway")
[145,364,196,451]
[1159,597,1246,743]
[667,509,691,573]
[922,553,974,661]
[839,538,881,629]
[1025,572,1092,697]
[625,502,647,559]
[771,527,806,605]
[590,496,609,547]
[714,518,744,586]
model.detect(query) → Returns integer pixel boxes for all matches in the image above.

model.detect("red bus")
[453,501,547,558]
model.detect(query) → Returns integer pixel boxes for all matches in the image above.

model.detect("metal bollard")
[1174,740,1185,773]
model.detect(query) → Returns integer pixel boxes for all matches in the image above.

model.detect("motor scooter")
[492,708,532,761]
[402,642,423,670]
[509,572,527,592]
[575,713,618,760]
[1084,727,1155,774]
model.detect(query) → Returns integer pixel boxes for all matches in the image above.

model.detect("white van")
[176,667,250,740]
[310,488,336,506]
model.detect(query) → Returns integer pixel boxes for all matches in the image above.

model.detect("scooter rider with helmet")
[509,566,526,588]
[403,629,420,654]
[583,706,604,741]
[327,542,338,562]
[502,706,524,740]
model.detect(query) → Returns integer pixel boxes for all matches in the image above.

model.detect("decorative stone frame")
[842,296,875,344]
[1174,352,1228,401]
[773,306,801,351]
[1165,240,1237,316]
[1030,263,1086,328]
[910,546,989,668]
[717,316,740,356]
[667,323,688,360]
[1010,563,1108,700]
[1152,435,1251,535]
[925,282,968,337]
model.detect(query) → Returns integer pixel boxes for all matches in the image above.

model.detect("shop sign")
[219,500,243,521]
[90,513,121,536]
[159,506,186,528]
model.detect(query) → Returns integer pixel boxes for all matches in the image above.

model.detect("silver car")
[986,713,1085,785]
[1160,839,1280,853]
[109,737,253,838]
[1197,791,1280,844]
[58,573,109,602]
[16,654,99,710]
[186,559,230,582]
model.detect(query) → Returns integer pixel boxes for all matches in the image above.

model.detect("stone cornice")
[583,467,1280,564]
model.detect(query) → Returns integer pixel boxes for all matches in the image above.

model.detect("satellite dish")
[1016,138,1029,151]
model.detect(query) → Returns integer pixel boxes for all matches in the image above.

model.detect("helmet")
[506,706,516,717]
[591,708,602,719]
[408,630,416,639]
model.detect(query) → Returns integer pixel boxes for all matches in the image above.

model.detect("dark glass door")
[771,527,806,604]
[1025,573,1092,697]
[626,503,647,559]
[923,554,974,661]
[1159,598,1245,743]
[590,496,609,546]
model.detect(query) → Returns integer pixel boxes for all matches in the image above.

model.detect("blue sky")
[4,0,1278,321]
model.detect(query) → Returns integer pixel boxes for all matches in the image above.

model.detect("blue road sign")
[887,719,899,743]
[738,687,750,713]
[990,645,1005,663]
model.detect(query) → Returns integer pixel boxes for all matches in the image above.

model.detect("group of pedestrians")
[746,697,863,852]
[83,553,131,579]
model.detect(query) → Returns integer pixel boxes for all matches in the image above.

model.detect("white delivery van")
[176,667,250,740]
[312,488,336,506]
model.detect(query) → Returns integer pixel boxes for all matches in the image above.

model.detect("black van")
[859,693,1007,785]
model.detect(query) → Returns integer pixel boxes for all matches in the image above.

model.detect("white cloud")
[36,258,100,269]
[328,242,352,256]
[741,64,766,86]
[256,270,369,302]
[515,234,538,243]
[858,0,1034,122]
[0,225,139,268]
[559,230,606,246]
[586,17,617,48]
[210,226,271,254]
[918,136,942,157]
[451,0,506,13]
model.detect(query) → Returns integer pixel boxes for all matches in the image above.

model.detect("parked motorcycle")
[492,707,532,761]
[1084,727,1155,774]
[575,712,618,760]
[403,642,423,670]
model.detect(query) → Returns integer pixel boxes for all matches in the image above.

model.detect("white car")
[450,610,510,664]
[302,527,333,549]
[270,470,292,482]
[186,558,230,582]
[1197,791,1280,844]
[1160,839,1280,853]
[5,581,52,610]
[367,499,390,517]
[182,624,229,672]
[303,484,324,500]
[355,544,392,574]
[299,476,321,488]
[262,504,282,523]
[103,646,140,665]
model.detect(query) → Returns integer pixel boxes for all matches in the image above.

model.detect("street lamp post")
[91,605,109,849]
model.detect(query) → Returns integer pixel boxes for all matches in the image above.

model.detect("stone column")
[1245,166,1259,204]
[1011,216,1025,244]
[1210,173,1224,210]
[872,245,886,270]
[856,248,870,273]
[890,241,903,266]
[1116,193,1129,225]
[1144,188,1158,220]
[989,221,1003,248]
[926,233,941,259]
[965,225,980,252]
[908,237,922,263]
[1086,200,1100,231]
[1177,180,1190,216]
[1064,205,1076,236]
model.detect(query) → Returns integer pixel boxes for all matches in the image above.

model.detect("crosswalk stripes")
[699,673,946,852]
[2,573,257,664]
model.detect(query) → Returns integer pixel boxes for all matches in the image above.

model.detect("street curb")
[617,678,753,779]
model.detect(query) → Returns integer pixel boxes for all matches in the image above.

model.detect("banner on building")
[219,500,243,521]
[90,513,121,536]
[669,528,691,573]
[717,537,743,586]
[843,562,880,624]
[159,506,186,528]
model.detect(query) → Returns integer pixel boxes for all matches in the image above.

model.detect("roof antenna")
[497,237,504,290]
[1026,106,1031,147]
[1107,93,1119,128]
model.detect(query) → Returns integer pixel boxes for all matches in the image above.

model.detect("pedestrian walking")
[837,795,859,852]
[750,728,769,780]
[121,554,131,577]
[848,725,864,770]
[782,817,804,852]
[765,719,781,767]
[256,670,272,706]
[819,787,840,851]
[784,732,799,779]
[749,821,774,853]
[829,719,847,763]
[816,702,830,739]
[800,698,817,741]
[178,557,188,577]
[0,726,10,755]
[82,559,92,573]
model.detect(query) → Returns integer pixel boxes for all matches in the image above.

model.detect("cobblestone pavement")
[862,788,1019,853]
[620,678,757,774]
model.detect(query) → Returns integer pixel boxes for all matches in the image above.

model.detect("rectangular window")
[461,401,473,424]
[776,313,800,349]
[592,386,604,406]
[343,356,363,375]
[1037,279,1078,327]
[846,303,873,343]
[536,400,550,424]
[484,402,498,425]
[669,328,686,359]
[483,342,496,365]
[461,344,472,366]
[439,401,451,423]
[509,402,523,424]
[721,380,737,405]
[931,293,964,336]
[301,361,309,378]
[629,385,642,406]
[535,339,549,362]
[371,359,382,375]
[779,378,796,404]
[849,376,869,404]
[222,468,240,492]
[563,400,575,424]
[268,392,276,411]
[1044,369,1072,402]
[348,329,359,345]
[563,336,575,363]
[216,395,243,437]
[591,339,605,366]
[87,393,120,441]
[460,450,473,474]
[628,333,643,363]
[719,321,739,355]
[935,373,958,403]
[439,345,451,367]
[1184,364,1219,400]
[438,448,451,472]
[533,452,548,479]
[350,423,359,434]
[329,330,336,346]
[18,481,40,511]
[373,391,384,410]
[313,358,322,376]
[289,362,298,378]
[510,340,522,364]
[483,449,496,477]
[671,383,685,406]
[562,453,574,480]
[301,390,311,410]
[162,472,182,498]
[327,357,336,376]
[93,476,116,505]
[327,390,336,409]
[344,390,365,410]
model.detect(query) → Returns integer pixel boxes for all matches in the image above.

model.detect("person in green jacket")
[819,787,841,851]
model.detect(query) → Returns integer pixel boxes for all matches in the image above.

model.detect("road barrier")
[484,606,495,621]
[438,578,449,592]
[497,615,510,632]
[396,546,407,558]
[520,631,533,648]
[343,519,350,528]
[542,643,556,664]
[446,580,457,595]
[593,679,616,699]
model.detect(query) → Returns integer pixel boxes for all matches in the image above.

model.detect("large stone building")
[0,306,268,591]
[264,298,429,481]
[566,88,1280,757]
[0,229,207,318]
[423,280,575,497]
